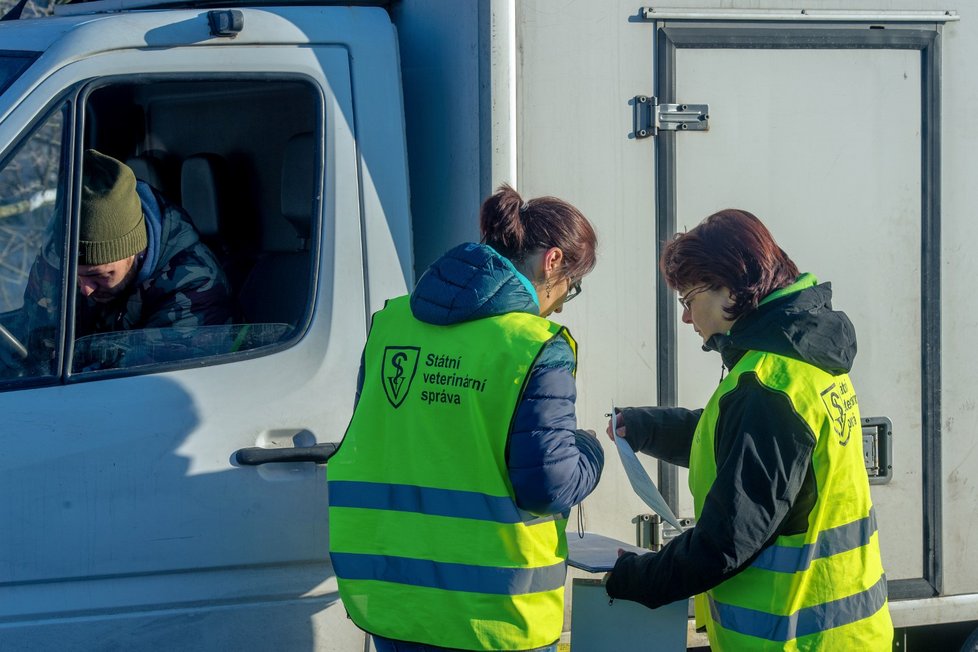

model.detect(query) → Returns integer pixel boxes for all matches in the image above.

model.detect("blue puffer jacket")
[405,242,604,515]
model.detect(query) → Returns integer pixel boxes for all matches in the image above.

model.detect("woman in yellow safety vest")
[605,209,893,651]
[328,184,604,651]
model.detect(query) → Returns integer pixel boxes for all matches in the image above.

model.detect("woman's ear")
[542,247,564,278]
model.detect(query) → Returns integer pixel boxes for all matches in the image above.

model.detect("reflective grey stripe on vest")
[709,573,888,642]
[328,479,556,525]
[751,508,878,574]
[331,552,566,595]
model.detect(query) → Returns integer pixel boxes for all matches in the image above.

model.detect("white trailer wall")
[514,0,659,544]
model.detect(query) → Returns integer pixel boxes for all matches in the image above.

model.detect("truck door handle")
[234,442,338,466]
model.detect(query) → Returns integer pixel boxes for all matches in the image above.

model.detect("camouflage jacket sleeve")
[137,243,233,330]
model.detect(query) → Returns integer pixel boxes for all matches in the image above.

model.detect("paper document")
[613,406,684,532]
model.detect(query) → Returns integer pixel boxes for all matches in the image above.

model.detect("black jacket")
[605,277,857,609]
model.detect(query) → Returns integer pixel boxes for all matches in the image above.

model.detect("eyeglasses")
[564,280,582,303]
[678,286,709,311]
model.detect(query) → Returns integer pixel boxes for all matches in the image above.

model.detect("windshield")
[0,52,38,96]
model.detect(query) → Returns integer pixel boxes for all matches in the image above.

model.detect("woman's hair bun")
[480,183,597,279]
[480,183,526,259]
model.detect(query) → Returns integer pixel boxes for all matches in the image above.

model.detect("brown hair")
[480,183,597,282]
[660,208,799,319]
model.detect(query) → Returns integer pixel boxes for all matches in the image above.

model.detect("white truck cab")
[0,3,411,649]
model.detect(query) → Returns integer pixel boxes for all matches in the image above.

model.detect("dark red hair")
[660,209,799,319]
[480,184,597,282]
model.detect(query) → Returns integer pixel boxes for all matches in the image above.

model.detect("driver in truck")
[21,148,232,371]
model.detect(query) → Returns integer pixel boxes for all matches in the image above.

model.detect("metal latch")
[633,96,709,138]
[635,513,694,551]
[862,416,893,485]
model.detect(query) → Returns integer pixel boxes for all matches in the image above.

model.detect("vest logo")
[382,346,421,408]
[820,380,858,446]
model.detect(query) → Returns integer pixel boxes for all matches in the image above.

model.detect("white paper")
[613,406,684,533]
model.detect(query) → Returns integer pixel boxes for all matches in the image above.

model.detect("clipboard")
[567,532,652,573]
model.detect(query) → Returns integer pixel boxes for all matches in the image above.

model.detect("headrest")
[125,151,166,192]
[181,154,225,238]
[280,132,315,240]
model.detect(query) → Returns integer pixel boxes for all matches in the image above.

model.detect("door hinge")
[633,95,709,138]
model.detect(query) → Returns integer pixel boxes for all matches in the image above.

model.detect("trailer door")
[652,19,949,599]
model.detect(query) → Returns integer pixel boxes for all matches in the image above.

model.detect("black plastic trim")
[889,578,939,601]
[234,442,338,466]
[654,27,679,512]
[0,50,38,94]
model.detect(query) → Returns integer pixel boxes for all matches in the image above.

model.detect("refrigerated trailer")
[0,0,975,649]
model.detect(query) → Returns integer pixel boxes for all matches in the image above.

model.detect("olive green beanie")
[79,149,147,265]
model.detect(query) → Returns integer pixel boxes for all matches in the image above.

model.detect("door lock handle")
[234,442,338,466]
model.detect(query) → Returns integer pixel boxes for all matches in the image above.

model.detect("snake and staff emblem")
[382,346,420,408]
[820,380,857,446]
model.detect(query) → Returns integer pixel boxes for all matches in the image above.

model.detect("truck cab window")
[68,79,320,375]
[1,79,320,382]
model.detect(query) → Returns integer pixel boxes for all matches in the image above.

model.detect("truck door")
[649,14,952,600]
[0,26,370,651]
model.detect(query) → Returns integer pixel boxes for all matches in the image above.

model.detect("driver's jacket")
[22,183,232,367]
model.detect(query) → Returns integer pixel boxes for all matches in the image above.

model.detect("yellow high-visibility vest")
[328,295,575,650]
[689,349,893,651]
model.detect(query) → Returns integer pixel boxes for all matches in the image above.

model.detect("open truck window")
[0,77,321,382]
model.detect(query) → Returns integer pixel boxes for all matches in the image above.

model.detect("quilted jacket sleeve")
[506,335,604,516]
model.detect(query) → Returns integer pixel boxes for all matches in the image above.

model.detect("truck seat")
[180,153,226,247]
[180,152,254,295]
[236,133,314,329]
